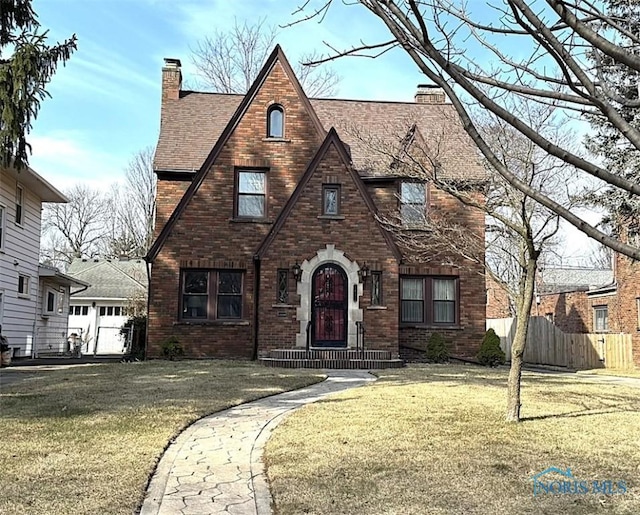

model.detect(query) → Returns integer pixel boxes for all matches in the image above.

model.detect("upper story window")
[400,181,426,225]
[0,204,5,250]
[323,185,340,216]
[267,104,284,138]
[237,170,267,218]
[15,184,24,225]
[18,274,30,297]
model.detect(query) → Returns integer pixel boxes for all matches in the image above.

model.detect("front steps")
[259,348,404,369]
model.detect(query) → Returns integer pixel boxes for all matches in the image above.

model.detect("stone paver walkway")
[140,370,375,515]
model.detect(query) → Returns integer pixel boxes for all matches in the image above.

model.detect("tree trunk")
[506,254,538,422]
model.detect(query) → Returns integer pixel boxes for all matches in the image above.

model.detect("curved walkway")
[140,370,376,515]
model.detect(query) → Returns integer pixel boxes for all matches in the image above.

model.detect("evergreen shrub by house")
[161,336,184,360]
[426,332,449,363]
[477,328,506,366]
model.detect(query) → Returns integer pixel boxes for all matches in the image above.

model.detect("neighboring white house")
[0,165,86,357]
[66,258,147,355]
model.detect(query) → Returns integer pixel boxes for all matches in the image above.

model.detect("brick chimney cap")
[417,83,441,89]
[164,57,182,68]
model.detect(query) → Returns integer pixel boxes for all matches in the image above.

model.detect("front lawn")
[0,360,323,515]
[265,364,640,515]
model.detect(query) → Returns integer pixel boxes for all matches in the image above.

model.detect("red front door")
[312,264,347,347]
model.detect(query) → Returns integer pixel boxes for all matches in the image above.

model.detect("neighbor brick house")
[146,46,486,365]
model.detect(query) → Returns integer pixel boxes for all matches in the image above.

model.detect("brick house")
[533,258,640,368]
[146,46,486,365]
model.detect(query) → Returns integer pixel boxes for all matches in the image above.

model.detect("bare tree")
[103,146,156,258]
[191,17,340,97]
[41,185,109,267]
[291,0,640,259]
[351,99,579,421]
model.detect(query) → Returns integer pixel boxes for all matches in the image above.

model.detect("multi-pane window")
[433,279,456,323]
[277,269,289,304]
[69,305,86,316]
[99,306,106,316]
[594,305,609,332]
[15,184,24,225]
[400,276,458,325]
[0,204,5,249]
[323,185,340,215]
[17,274,29,296]
[401,278,424,322]
[237,170,266,218]
[400,182,426,225]
[371,271,382,306]
[267,105,284,138]
[181,270,244,320]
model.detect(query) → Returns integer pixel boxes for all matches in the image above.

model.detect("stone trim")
[296,244,364,348]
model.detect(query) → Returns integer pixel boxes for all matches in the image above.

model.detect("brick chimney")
[415,84,446,104]
[162,58,182,101]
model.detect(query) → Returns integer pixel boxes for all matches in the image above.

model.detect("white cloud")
[28,132,126,192]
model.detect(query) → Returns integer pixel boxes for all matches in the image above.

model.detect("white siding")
[35,279,72,355]
[0,173,42,356]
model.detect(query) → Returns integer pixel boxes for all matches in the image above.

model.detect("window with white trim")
[0,204,5,250]
[18,274,30,297]
[15,184,24,225]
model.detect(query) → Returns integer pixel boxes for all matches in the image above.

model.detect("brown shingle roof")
[154,93,485,181]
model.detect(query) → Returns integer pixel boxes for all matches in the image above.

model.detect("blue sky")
[29,0,427,189]
[28,0,600,263]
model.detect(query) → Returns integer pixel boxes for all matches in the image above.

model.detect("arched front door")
[312,264,348,347]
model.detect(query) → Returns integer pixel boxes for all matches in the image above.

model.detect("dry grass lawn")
[266,364,640,515]
[0,360,323,515]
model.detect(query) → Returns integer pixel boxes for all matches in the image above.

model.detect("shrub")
[161,336,184,361]
[425,332,449,363]
[477,328,506,367]
[120,315,147,360]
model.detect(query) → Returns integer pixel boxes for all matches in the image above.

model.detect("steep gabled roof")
[153,94,485,181]
[256,128,402,261]
[147,45,326,262]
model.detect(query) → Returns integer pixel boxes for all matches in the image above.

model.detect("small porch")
[259,348,404,369]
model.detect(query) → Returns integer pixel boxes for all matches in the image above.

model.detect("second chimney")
[415,84,446,104]
[162,58,182,101]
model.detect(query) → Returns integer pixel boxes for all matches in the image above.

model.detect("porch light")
[291,261,302,282]
[358,262,371,282]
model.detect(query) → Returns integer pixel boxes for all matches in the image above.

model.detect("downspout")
[252,255,261,361]
[144,257,152,359]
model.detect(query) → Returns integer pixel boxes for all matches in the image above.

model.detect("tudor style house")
[147,46,486,365]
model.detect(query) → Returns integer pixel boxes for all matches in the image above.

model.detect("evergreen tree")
[585,0,640,237]
[0,0,76,169]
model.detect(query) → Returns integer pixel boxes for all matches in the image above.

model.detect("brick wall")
[148,60,324,358]
[259,143,399,355]
[614,254,640,367]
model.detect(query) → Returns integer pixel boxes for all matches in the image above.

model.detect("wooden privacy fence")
[486,317,634,370]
